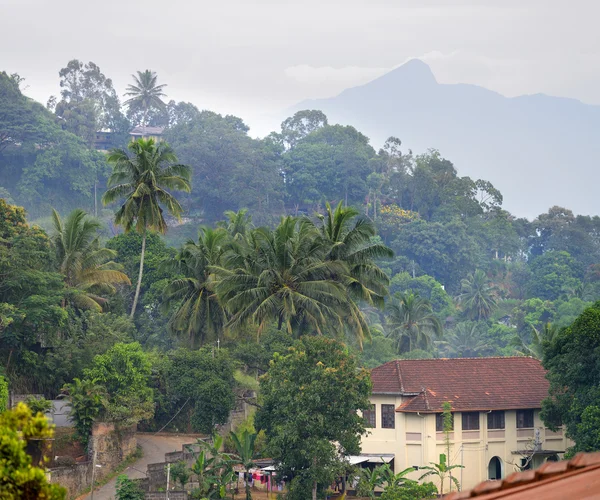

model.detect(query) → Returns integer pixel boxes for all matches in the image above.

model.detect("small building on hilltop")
[129,125,164,142]
[360,357,571,493]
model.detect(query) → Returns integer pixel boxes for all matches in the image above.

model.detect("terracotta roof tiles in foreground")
[444,452,600,499]
[370,357,549,413]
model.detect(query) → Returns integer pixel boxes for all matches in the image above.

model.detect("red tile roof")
[370,358,549,413]
[444,452,600,499]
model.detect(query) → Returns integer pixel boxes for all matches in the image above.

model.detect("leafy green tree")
[457,269,498,321]
[385,292,443,353]
[115,474,145,500]
[64,342,154,440]
[528,251,583,301]
[229,429,258,500]
[154,348,236,434]
[51,60,129,147]
[51,208,130,311]
[277,109,328,149]
[391,219,478,292]
[0,403,66,499]
[390,272,453,315]
[283,124,375,206]
[418,453,463,495]
[255,336,372,500]
[169,460,191,489]
[124,70,167,128]
[541,302,600,456]
[162,227,228,346]
[102,138,191,317]
[165,111,284,222]
[380,481,438,500]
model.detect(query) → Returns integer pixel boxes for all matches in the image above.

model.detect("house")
[93,130,113,151]
[129,125,164,142]
[443,452,600,499]
[359,357,571,492]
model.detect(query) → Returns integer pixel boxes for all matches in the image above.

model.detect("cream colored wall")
[360,401,573,493]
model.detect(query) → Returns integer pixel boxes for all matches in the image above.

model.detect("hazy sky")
[2,0,599,135]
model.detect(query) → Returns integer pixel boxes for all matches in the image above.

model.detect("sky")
[2,0,599,136]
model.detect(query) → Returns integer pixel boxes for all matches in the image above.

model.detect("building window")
[488,411,505,430]
[436,412,454,432]
[517,409,534,428]
[381,404,395,429]
[462,412,480,431]
[363,405,376,428]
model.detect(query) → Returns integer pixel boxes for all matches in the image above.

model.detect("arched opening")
[488,456,503,480]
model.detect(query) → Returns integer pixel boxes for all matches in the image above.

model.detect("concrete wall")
[360,396,573,492]
[89,422,137,468]
[49,462,92,499]
[50,423,137,498]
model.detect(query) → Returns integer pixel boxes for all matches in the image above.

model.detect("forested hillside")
[3,61,600,456]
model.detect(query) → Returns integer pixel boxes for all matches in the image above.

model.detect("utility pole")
[166,462,171,500]
[90,450,97,500]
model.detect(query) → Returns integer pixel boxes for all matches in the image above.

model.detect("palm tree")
[314,201,393,308]
[51,209,130,311]
[102,139,191,318]
[229,429,258,500]
[385,292,442,353]
[436,322,492,358]
[213,216,352,339]
[457,269,498,321]
[162,227,228,347]
[124,70,167,130]
[220,208,254,242]
[511,322,558,359]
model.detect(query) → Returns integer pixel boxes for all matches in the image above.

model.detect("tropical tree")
[385,292,443,353]
[214,216,355,340]
[457,269,498,320]
[229,429,258,500]
[220,208,254,241]
[162,227,228,346]
[124,70,167,129]
[418,453,463,495]
[102,138,191,317]
[437,322,492,358]
[51,208,130,311]
[314,201,393,307]
[511,322,558,360]
[0,403,66,499]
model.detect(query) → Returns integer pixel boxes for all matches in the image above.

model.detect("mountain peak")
[386,59,437,84]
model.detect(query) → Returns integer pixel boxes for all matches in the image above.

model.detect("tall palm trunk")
[130,230,146,318]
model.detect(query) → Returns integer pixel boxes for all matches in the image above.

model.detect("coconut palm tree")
[162,227,228,347]
[124,70,167,129]
[213,216,353,339]
[220,208,254,242]
[51,209,130,311]
[436,322,492,358]
[511,322,558,359]
[102,138,191,318]
[385,292,443,353]
[313,201,393,308]
[457,269,499,321]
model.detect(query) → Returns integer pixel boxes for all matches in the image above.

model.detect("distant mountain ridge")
[290,59,600,218]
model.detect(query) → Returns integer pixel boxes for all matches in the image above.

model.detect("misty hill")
[291,59,600,218]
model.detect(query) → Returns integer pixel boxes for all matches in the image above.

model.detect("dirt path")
[83,433,198,500]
